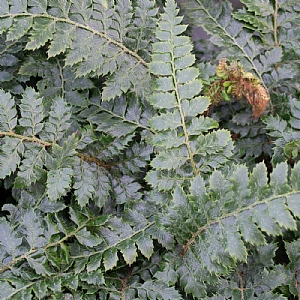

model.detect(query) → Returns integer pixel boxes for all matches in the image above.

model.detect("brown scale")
[207,58,269,118]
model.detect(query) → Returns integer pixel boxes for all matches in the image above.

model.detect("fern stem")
[238,270,245,300]
[170,55,198,176]
[0,131,51,147]
[182,190,300,254]
[77,152,112,169]
[0,131,113,169]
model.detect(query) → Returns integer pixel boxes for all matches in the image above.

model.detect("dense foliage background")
[0,0,300,299]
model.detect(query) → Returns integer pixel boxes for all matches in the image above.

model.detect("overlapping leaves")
[146,0,233,190]
[0,0,158,100]
[160,161,300,297]
[0,88,76,198]
[0,202,162,299]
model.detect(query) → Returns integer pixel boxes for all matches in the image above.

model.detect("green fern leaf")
[22,210,47,249]
[46,134,78,200]
[39,197,66,213]
[0,17,12,35]
[75,227,103,247]
[86,254,101,273]
[10,0,27,13]
[0,282,22,300]
[151,148,189,170]
[119,240,137,265]
[223,219,248,261]
[290,162,300,190]
[0,0,9,14]
[269,162,290,194]
[27,0,47,14]
[111,175,142,204]
[194,130,234,172]
[237,212,265,245]
[0,89,17,131]
[93,167,111,208]
[240,0,274,16]
[88,96,141,137]
[25,18,55,50]
[73,161,96,207]
[27,256,51,276]
[2,0,153,101]
[135,233,154,259]
[18,87,44,136]
[148,0,233,187]
[146,169,186,191]
[163,161,300,277]
[268,198,296,230]
[80,269,105,285]
[187,116,218,135]
[103,248,118,271]
[265,97,300,164]
[47,167,73,201]
[135,281,182,300]
[285,239,300,296]
[249,162,269,197]
[152,131,185,149]
[117,142,152,174]
[149,111,181,131]
[234,7,272,33]
[0,137,24,178]
[126,0,157,60]
[0,218,22,255]
[40,96,72,142]
[6,16,33,41]
[183,0,281,79]
[47,22,76,57]
[14,144,46,188]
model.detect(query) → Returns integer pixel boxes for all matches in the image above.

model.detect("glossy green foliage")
[0,0,300,299]
[146,0,233,190]
[0,0,158,100]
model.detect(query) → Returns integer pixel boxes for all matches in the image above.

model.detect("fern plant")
[0,0,300,299]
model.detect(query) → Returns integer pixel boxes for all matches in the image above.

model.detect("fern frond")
[126,0,158,60]
[0,137,24,178]
[160,161,300,292]
[88,95,151,137]
[13,144,47,188]
[19,53,94,103]
[19,87,44,136]
[40,96,72,143]
[73,160,97,207]
[0,0,157,100]
[0,89,17,131]
[45,134,78,201]
[233,0,274,34]
[147,0,233,190]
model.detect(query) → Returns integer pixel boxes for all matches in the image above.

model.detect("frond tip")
[147,0,232,189]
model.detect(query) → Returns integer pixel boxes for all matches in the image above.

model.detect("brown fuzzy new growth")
[208,58,270,118]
